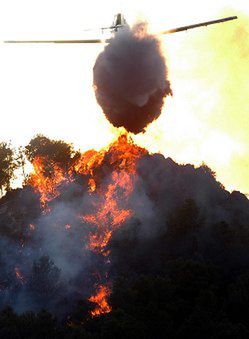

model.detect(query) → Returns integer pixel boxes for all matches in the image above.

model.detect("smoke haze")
[0,138,249,318]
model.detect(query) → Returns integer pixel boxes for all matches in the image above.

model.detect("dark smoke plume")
[93,23,172,134]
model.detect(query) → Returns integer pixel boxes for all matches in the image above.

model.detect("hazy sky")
[0,0,248,194]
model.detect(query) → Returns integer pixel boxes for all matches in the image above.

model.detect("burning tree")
[0,17,248,339]
[25,135,76,170]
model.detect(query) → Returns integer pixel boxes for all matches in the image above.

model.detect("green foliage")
[0,307,20,338]
[0,136,248,338]
[18,310,60,339]
[0,142,18,195]
[25,135,77,170]
[107,261,219,338]
[16,146,29,185]
[225,273,249,325]
[168,199,202,239]
[27,256,61,309]
[200,162,217,179]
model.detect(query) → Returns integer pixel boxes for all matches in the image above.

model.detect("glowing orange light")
[28,132,147,316]
[15,267,25,284]
[89,285,112,316]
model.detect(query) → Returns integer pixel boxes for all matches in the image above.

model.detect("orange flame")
[89,285,112,316]
[82,134,147,255]
[84,134,147,315]
[74,149,105,176]
[108,134,147,173]
[15,267,25,284]
[29,156,69,210]
[28,133,147,316]
[29,223,35,231]
[88,178,96,192]
[83,171,133,255]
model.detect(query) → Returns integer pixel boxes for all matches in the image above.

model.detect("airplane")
[4,13,238,44]
[99,13,128,33]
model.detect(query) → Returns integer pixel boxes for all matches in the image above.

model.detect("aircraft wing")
[4,39,104,44]
[4,16,238,44]
[161,16,238,34]
[100,25,123,30]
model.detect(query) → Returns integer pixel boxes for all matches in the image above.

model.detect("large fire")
[28,156,69,210]
[89,284,112,317]
[28,133,147,316]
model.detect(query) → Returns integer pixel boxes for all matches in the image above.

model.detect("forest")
[0,135,249,338]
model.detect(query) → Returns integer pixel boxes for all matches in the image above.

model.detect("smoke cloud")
[93,23,172,134]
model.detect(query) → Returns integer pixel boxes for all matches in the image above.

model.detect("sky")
[0,0,248,194]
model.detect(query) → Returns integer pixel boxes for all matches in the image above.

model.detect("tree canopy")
[25,135,76,170]
[0,142,17,195]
